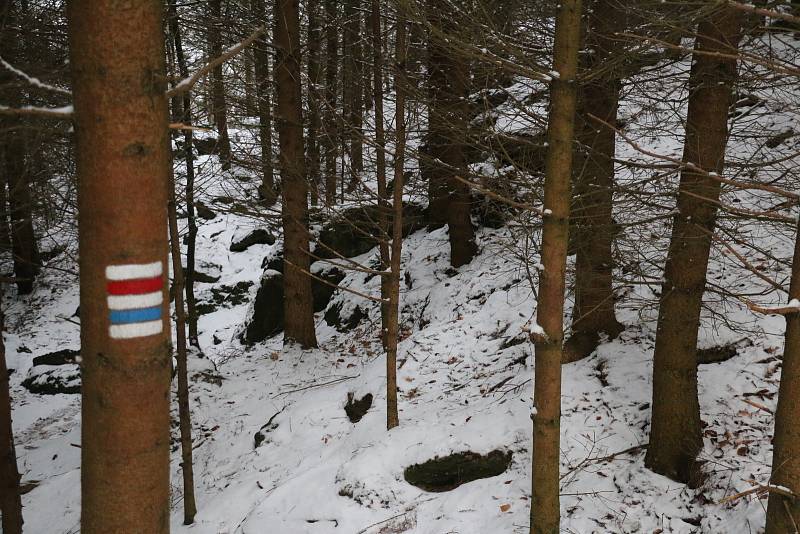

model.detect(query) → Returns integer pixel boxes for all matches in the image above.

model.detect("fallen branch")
[0,104,73,119]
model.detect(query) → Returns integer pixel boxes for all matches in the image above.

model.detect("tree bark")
[425,0,476,267]
[167,170,197,525]
[252,0,276,206]
[209,0,232,170]
[343,0,363,190]
[645,6,742,485]
[530,1,582,532]
[323,0,339,205]
[565,0,626,363]
[307,0,322,206]
[5,132,40,296]
[276,0,318,349]
[67,0,172,530]
[167,0,200,345]
[386,6,407,431]
[0,303,23,534]
[765,220,800,532]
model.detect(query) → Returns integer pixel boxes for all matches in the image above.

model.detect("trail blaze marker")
[106,261,164,339]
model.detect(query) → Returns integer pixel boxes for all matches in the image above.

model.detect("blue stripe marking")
[109,306,162,325]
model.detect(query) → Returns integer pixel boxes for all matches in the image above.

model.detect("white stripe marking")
[107,291,163,310]
[106,261,163,281]
[109,320,163,339]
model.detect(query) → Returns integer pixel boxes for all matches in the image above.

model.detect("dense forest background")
[2,0,800,532]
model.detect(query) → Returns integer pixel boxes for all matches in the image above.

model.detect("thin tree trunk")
[0,302,23,534]
[565,0,625,363]
[244,49,257,116]
[167,171,197,524]
[276,0,318,348]
[765,221,800,532]
[209,0,232,170]
[68,0,172,530]
[530,1,581,532]
[308,0,322,206]
[372,0,389,349]
[323,0,339,206]
[168,0,200,346]
[252,0,276,206]
[386,7,407,431]
[645,6,742,484]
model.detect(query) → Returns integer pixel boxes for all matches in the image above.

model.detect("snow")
[5,28,800,534]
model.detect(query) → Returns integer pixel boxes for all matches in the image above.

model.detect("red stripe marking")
[107,276,163,296]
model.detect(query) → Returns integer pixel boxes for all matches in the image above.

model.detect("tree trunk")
[386,7,407,431]
[252,0,276,206]
[323,0,339,205]
[645,6,742,485]
[276,0,318,349]
[530,1,581,532]
[0,303,23,534]
[209,0,232,170]
[372,0,389,349]
[343,0,363,190]
[307,0,322,206]
[67,0,172,530]
[425,0,476,267]
[5,132,39,295]
[167,170,197,524]
[766,221,800,532]
[168,0,200,345]
[565,0,625,363]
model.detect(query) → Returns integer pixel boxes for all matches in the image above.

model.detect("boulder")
[196,280,253,316]
[230,228,277,252]
[324,301,367,332]
[316,203,426,260]
[23,349,81,395]
[194,202,217,220]
[240,271,284,344]
[312,264,345,312]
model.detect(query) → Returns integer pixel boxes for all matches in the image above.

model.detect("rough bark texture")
[645,7,742,484]
[323,0,339,205]
[276,0,318,348]
[566,0,626,362]
[209,0,232,170]
[386,9,407,430]
[425,0,476,267]
[167,172,197,525]
[0,305,22,534]
[252,0,276,205]
[67,0,172,531]
[530,1,581,532]
[765,220,800,532]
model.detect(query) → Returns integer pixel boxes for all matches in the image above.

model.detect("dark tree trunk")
[566,0,626,362]
[530,0,582,532]
[0,303,23,534]
[766,222,800,532]
[68,0,173,530]
[645,6,742,485]
[209,0,232,170]
[323,0,339,205]
[425,0,476,267]
[276,0,318,348]
[307,0,322,206]
[252,0,276,206]
[5,133,39,296]
[168,0,200,345]
[343,0,363,190]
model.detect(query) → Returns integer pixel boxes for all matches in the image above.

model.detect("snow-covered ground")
[6,32,800,534]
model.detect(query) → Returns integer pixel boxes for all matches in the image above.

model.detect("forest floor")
[6,34,799,533]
